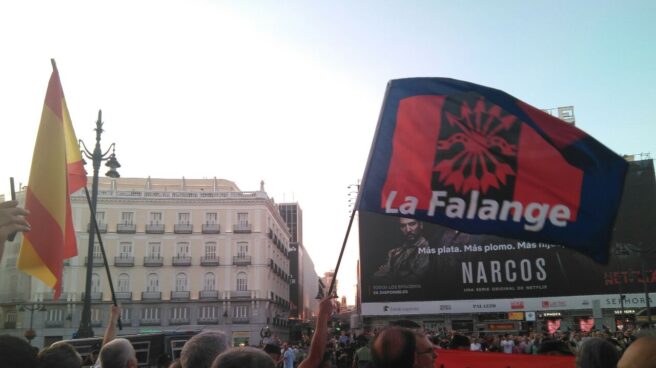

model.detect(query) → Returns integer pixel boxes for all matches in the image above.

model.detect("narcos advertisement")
[359,160,656,315]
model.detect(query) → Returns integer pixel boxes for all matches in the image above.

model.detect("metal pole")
[327,208,357,297]
[77,111,103,338]
[84,186,122,330]
[619,281,626,331]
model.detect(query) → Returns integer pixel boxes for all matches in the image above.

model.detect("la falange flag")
[357,78,628,263]
[17,60,86,299]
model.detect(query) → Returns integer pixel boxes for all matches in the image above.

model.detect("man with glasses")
[371,327,437,368]
[413,332,438,368]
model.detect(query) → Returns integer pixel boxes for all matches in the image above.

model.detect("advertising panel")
[360,160,656,315]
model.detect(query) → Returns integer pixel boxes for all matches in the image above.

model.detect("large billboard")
[359,159,656,315]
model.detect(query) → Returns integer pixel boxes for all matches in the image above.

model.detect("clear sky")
[1,0,654,304]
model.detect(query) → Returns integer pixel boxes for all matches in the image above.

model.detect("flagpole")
[327,208,357,297]
[84,187,122,330]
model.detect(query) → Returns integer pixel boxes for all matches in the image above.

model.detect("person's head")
[180,331,229,368]
[576,337,619,368]
[414,333,437,368]
[0,335,38,368]
[617,336,656,368]
[399,218,422,242]
[372,326,416,368]
[99,338,138,368]
[38,341,83,368]
[537,339,575,356]
[262,343,281,362]
[448,334,470,350]
[210,347,275,368]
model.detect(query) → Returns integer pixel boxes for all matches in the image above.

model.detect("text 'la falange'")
[385,190,572,232]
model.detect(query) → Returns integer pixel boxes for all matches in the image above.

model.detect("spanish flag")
[18,60,85,299]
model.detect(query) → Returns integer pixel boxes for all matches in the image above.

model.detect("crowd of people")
[2,295,656,368]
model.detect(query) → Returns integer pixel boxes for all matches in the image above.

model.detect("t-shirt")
[470,342,482,351]
[501,339,515,354]
[283,349,295,368]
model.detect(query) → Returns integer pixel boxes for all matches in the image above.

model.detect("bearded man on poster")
[373,217,431,283]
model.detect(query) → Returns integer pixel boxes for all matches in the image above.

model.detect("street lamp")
[76,110,120,338]
[19,304,47,344]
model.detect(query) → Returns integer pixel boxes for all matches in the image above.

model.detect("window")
[199,306,217,319]
[204,242,217,258]
[178,212,191,224]
[46,309,64,322]
[95,211,106,224]
[176,242,190,257]
[203,273,216,291]
[142,307,159,320]
[146,273,159,292]
[149,212,162,224]
[236,272,247,291]
[175,273,188,292]
[147,242,161,258]
[237,242,248,257]
[93,244,103,259]
[119,242,133,258]
[234,305,249,318]
[91,307,102,323]
[120,212,134,225]
[120,308,131,322]
[171,307,188,320]
[237,212,249,226]
[5,313,16,323]
[205,212,217,224]
[117,273,130,292]
[91,273,101,293]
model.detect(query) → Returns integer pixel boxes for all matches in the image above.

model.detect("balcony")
[82,292,103,301]
[172,256,192,266]
[171,291,190,300]
[232,317,250,324]
[143,256,163,267]
[174,223,193,234]
[170,317,190,325]
[233,223,252,233]
[4,321,16,329]
[198,316,218,324]
[199,290,219,300]
[145,223,165,234]
[117,223,136,234]
[202,223,220,234]
[232,256,251,266]
[115,292,132,300]
[142,291,162,300]
[140,318,160,326]
[114,256,134,267]
[200,256,219,266]
[84,256,105,267]
[230,290,251,299]
[87,222,108,233]
[45,320,64,328]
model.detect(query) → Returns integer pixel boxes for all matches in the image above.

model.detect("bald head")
[371,326,416,368]
[100,338,137,368]
[618,336,656,368]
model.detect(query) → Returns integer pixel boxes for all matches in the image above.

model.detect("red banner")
[435,350,575,368]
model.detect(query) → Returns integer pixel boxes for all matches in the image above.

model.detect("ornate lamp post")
[76,110,120,338]
[20,304,47,345]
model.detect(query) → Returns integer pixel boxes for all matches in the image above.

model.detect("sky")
[1,0,655,304]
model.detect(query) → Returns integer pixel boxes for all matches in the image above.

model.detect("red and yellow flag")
[18,60,85,299]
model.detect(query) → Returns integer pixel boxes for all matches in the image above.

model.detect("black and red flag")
[357,78,627,263]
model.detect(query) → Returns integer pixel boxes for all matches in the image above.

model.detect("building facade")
[0,177,297,348]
